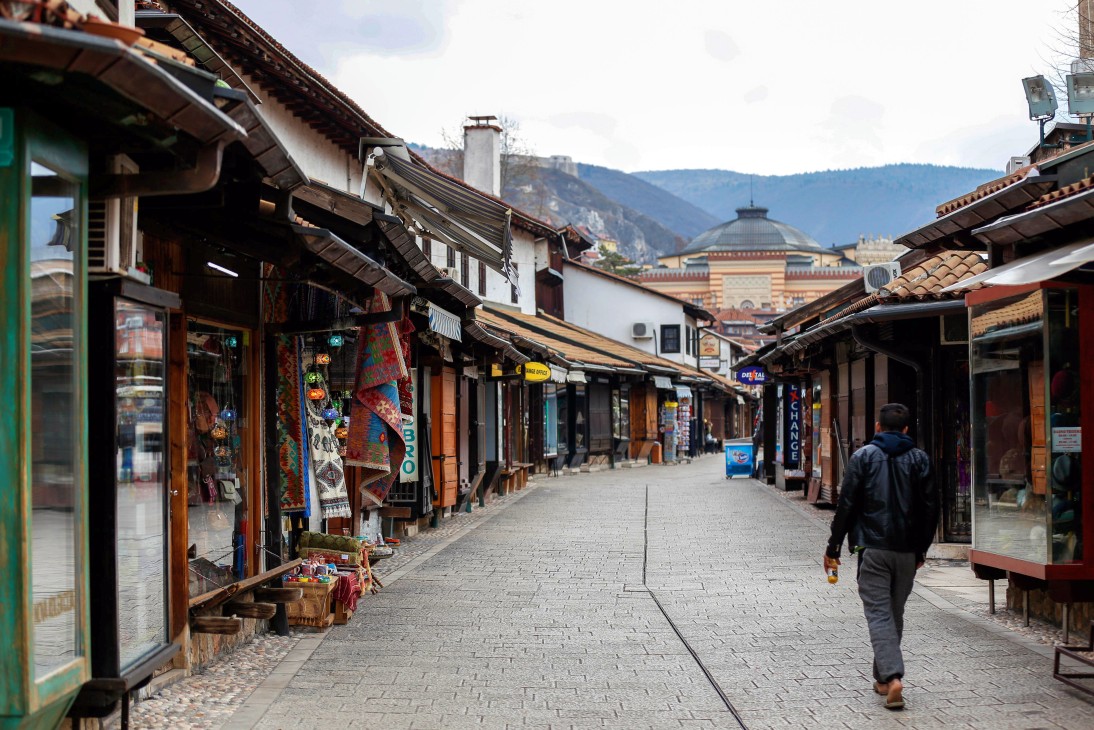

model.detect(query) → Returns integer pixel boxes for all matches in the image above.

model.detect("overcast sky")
[233,0,1078,176]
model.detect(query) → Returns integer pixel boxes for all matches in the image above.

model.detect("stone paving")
[199,458,1094,730]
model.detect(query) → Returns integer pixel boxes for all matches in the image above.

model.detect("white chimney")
[463,115,501,197]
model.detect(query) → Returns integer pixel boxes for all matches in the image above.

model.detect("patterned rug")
[304,372,351,519]
[275,335,310,514]
[345,294,408,505]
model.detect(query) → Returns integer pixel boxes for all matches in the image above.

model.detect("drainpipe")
[850,325,927,451]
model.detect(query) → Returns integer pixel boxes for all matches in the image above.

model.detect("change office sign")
[784,385,802,469]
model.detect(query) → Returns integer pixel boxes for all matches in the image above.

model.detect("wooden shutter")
[431,366,458,507]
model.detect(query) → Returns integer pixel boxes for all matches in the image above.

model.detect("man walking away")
[823,403,937,710]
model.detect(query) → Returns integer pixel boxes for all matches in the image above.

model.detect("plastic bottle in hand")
[827,565,839,584]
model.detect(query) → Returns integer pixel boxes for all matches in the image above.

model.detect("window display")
[187,322,249,596]
[971,288,1082,565]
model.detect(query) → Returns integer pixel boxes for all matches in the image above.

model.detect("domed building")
[636,204,861,312]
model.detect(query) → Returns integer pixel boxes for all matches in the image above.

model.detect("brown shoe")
[884,678,904,710]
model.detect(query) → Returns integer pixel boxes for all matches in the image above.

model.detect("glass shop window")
[661,325,681,353]
[115,300,168,668]
[613,387,630,440]
[573,384,587,450]
[186,322,249,596]
[971,288,1082,565]
[544,384,559,457]
[28,161,82,678]
[557,386,569,454]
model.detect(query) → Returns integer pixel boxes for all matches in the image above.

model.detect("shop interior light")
[206,261,239,277]
[1022,75,1058,119]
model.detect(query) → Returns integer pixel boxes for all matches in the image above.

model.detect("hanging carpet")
[274,334,311,514]
[304,372,352,519]
[345,293,408,506]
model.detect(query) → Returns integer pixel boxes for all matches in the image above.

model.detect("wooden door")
[431,366,458,507]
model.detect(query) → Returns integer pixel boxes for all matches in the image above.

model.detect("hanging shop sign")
[736,365,769,385]
[520,361,551,383]
[700,333,719,357]
[699,356,721,370]
[401,371,418,483]
[784,384,802,469]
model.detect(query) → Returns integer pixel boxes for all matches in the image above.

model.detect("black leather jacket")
[826,431,937,560]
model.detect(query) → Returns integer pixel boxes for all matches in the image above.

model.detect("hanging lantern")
[225,336,238,348]
[214,445,231,458]
[307,387,326,401]
[335,425,349,439]
[219,407,236,422]
[314,353,332,365]
[305,370,322,384]
[210,423,228,440]
[328,334,344,347]
[322,406,340,420]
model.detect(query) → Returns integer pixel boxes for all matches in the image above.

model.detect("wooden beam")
[190,616,243,635]
[223,601,277,620]
[253,587,304,604]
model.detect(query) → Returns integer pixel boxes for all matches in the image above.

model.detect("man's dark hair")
[879,403,910,432]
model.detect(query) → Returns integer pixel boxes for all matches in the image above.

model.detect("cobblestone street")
[191,458,1094,729]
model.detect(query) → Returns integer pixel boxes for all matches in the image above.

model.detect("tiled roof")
[935,166,1033,217]
[1028,174,1094,210]
[476,309,632,369]
[877,251,987,301]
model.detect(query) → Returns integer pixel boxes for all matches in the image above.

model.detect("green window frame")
[0,110,90,725]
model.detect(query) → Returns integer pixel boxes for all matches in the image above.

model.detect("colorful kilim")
[304,372,352,519]
[275,335,310,513]
[345,294,408,504]
[397,313,415,417]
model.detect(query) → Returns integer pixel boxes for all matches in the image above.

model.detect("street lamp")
[1066,72,1094,115]
[1023,75,1058,119]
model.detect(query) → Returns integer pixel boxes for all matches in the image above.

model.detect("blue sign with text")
[736,365,768,385]
[784,385,801,469]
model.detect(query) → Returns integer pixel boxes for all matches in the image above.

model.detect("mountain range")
[412,144,1001,264]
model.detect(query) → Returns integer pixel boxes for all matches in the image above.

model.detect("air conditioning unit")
[632,321,655,340]
[1006,155,1032,175]
[88,154,147,283]
[862,261,902,294]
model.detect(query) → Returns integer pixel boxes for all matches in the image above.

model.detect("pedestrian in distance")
[823,402,938,711]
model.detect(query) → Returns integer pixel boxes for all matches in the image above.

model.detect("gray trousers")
[857,548,916,682]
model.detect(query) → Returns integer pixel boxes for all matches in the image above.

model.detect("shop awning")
[215,88,308,190]
[567,370,587,384]
[0,19,244,146]
[943,239,1094,292]
[463,321,528,364]
[411,297,461,342]
[737,395,746,405]
[675,385,694,399]
[293,225,415,296]
[366,146,513,281]
[549,365,568,384]
[653,376,674,390]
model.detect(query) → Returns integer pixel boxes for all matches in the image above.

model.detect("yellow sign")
[490,363,504,377]
[521,362,551,383]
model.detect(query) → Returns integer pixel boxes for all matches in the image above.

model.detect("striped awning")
[412,297,461,342]
[367,146,514,283]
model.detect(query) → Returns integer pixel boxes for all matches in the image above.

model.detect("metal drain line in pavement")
[643,484,750,730]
